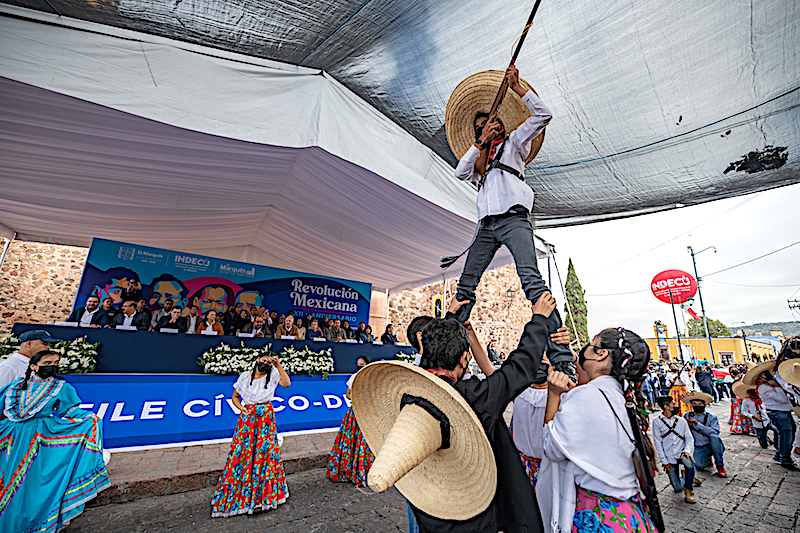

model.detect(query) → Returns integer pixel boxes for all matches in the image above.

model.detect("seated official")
[150,299,175,330]
[196,310,224,335]
[683,392,727,477]
[154,307,189,333]
[185,306,201,334]
[136,299,153,324]
[240,316,272,338]
[306,319,324,339]
[276,315,300,338]
[100,297,117,322]
[380,324,397,345]
[340,320,356,340]
[109,300,150,330]
[325,319,346,342]
[67,295,110,327]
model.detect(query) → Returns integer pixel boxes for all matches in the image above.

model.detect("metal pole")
[688,246,717,364]
[669,289,685,363]
[0,232,16,270]
[741,329,749,361]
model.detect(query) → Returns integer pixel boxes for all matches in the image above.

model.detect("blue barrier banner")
[77,238,372,325]
[64,374,350,450]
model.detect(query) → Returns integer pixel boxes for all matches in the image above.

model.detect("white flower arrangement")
[0,334,98,373]
[394,351,416,364]
[197,342,334,379]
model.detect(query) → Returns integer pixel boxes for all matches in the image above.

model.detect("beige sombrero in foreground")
[731,381,756,400]
[681,391,714,405]
[742,359,777,386]
[351,360,496,521]
[445,70,545,164]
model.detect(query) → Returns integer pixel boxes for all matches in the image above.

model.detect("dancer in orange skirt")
[667,363,692,416]
[327,356,374,486]
[212,353,291,517]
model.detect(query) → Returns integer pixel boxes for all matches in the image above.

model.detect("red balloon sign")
[651,270,698,304]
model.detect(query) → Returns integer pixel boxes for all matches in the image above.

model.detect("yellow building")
[644,336,776,365]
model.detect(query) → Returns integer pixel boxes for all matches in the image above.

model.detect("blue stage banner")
[64,374,350,450]
[76,238,372,325]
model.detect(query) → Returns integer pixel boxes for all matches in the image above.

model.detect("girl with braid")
[0,350,110,532]
[537,328,662,533]
[211,352,291,517]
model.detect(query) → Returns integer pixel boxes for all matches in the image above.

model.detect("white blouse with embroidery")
[234,369,281,405]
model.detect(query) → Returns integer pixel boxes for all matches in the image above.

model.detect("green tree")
[687,318,731,337]
[563,258,589,345]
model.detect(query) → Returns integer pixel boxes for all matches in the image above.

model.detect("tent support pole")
[0,232,15,271]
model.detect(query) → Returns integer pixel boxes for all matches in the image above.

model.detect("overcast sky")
[537,182,800,340]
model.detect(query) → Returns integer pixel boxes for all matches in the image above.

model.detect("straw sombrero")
[731,381,756,399]
[778,359,800,387]
[742,359,777,386]
[445,70,545,164]
[351,361,496,520]
[681,391,713,405]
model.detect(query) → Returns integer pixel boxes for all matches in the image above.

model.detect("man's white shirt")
[454,90,552,219]
[0,352,29,389]
[79,308,98,327]
[652,414,694,465]
[122,313,135,327]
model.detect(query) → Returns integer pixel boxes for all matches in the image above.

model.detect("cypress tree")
[563,258,588,345]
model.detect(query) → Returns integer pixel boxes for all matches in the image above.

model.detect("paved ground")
[65,400,800,532]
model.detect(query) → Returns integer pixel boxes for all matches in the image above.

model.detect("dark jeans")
[667,455,696,491]
[755,424,779,449]
[455,210,574,373]
[643,388,655,410]
[700,384,715,402]
[768,410,797,465]
[693,435,725,468]
[715,382,728,400]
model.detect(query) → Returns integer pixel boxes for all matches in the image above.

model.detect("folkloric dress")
[729,387,754,435]
[511,386,547,489]
[326,372,374,486]
[211,370,288,517]
[538,376,656,533]
[0,376,110,533]
[668,371,691,417]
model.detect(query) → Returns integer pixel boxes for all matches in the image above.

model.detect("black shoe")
[780,463,800,472]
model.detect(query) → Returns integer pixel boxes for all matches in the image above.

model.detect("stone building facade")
[0,241,532,352]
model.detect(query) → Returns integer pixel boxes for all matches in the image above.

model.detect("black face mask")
[36,365,58,379]
[256,362,269,373]
[692,405,705,414]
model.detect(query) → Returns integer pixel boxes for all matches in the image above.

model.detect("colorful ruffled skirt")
[518,451,541,489]
[729,396,754,434]
[573,487,656,533]
[669,385,690,416]
[327,406,374,487]
[211,403,288,517]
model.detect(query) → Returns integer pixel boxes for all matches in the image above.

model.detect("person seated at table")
[197,310,224,335]
[341,320,356,340]
[380,324,397,345]
[306,318,324,339]
[110,300,149,330]
[233,309,250,335]
[154,307,188,333]
[267,310,279,335]
[325,319,346,342]
[295,318,307,340]
[136,298,153,325]
[150,298,174,330]
[276,314,301,338]
[241,316,272,338]
[100,297,117,322]
[222,304,242,335]
[324,318,334,337]
[185,305,201,334]
[362,325,375,343]
[355,322,368,343]
[67,295,108,327]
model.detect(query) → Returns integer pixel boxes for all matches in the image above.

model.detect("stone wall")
[0,241,531,351]
[0,240,88,334]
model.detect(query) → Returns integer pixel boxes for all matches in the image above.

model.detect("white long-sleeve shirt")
[741,398,770,429]
[512,386,547,459]
[454,90,551,219]
[758,383,793,412]
[652,414,694,465]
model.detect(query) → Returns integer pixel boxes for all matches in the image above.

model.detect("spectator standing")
[751,363,798,470]
[155,307,189,333]
[120,280,143,304]
[186,306,201,334]
[306,319,324,339]
[150,299,175,330]
[696,365,715,403]
[111,301,150,330]
[197,310,224,335]
[380,324,397,345]
[276,315,300,338]
[0,329,61,389]
[340,320,355,340]
[67,296,107,327]
[325,319,345,342]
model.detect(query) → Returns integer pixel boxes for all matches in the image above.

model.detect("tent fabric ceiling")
[1,0,797,224]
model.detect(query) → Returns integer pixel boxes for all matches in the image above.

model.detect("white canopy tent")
[0,6,550,293]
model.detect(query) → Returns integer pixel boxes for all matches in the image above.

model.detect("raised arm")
[465,320,495,377]
[506,65,552,148]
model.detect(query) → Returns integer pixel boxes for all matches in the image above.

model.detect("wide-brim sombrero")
[351,360,496,521]
[681,391,713,405]
[731,381,756,399]
[778,359,800,387]
[742,359,777,386]
[445,70,545,164]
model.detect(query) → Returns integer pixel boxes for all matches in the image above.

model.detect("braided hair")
[776,336,800,368]
[596,328,656,470]
[250,351,274,389]
[21,350,61,391]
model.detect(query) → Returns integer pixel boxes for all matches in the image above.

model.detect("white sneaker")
[103,449,112,465]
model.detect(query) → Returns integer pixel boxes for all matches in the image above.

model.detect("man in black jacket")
[410,293,555,532]
[154,307,188,333]
[67,295,111,327]
[110,300,150,330]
